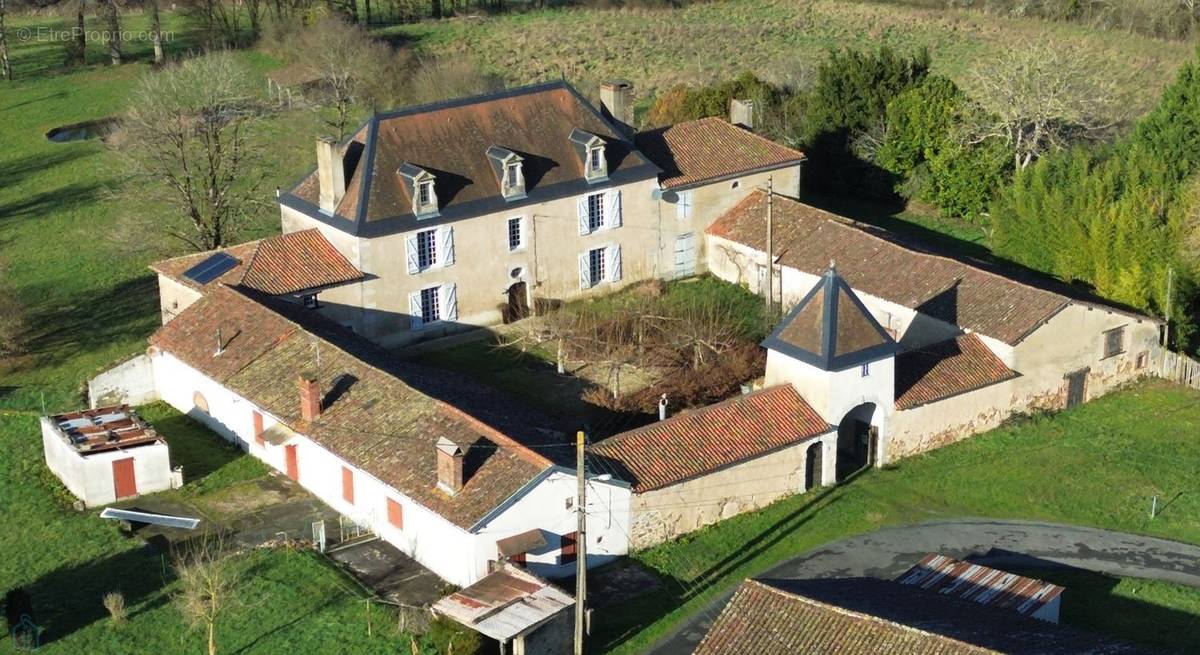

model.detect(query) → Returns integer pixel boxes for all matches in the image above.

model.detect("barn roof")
[708,192,1156,345]
[592,386,831,493]
[894,335,1019,409]
[634,116,805,190]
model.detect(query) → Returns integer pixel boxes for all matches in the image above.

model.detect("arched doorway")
[504,281,530,323]
[836,403,878,481]
[804,441,823,491]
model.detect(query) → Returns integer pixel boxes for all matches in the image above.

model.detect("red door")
[112,458,137,499]
[285,445,299,481]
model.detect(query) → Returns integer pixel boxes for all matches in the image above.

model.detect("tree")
[1,0,12,81]
[968,42,1116,170]
[104,0,121,65]
[145,0,163,64]
[120,53,264,250]
[172,533,240,655]
[64,0,86,68]
[280,16,394,137]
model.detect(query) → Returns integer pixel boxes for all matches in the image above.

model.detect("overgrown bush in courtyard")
[102,590,126,624]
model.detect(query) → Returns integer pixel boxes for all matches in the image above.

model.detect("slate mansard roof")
[591,386,831,493]
[695,578,1154,655]
[150,229,364,296]
[709,192,1158,346]
[634,116,806,190]
[150,285,569,530]
[762,265,898,372]
[282,81,660,237]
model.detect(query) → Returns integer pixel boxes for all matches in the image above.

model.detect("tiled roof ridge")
[736,580,996,654]
[372,80,573,123]
[601,386,818,446]
[435,402,554,470]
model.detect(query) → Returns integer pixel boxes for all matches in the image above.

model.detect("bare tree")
[65,0,87,67]
[103,0,121,65]
[406,57,503,106]
[968,42,1117,169]
[172,533,241,655]
[0,0,12,81]
[145,0,163,63]
[119,52,264,250]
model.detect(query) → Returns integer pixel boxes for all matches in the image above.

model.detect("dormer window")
[399,162,439,218]
[569,128,609,184]
[487,145,526,201]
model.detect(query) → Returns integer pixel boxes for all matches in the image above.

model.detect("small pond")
[46,117,122,143]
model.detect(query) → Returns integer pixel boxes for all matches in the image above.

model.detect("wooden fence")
[1160,350,1200,390]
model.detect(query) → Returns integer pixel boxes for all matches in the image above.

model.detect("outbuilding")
[41,405,181,507]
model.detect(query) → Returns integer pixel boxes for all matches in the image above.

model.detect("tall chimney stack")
[600,80,635,135]
[730,98,755,131]
[298,376,321,422]
[436,436,464,495]
[316,137,346,215]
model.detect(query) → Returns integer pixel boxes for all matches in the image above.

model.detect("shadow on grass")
[20,275,159,371]
[26,541,173,645]
[0,149,93,189]
[591,467,867,651]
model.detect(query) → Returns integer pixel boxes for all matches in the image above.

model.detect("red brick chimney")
[436,437,464,495]
[298,376,321,422]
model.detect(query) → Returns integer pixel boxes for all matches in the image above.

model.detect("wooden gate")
[112,458,137,500]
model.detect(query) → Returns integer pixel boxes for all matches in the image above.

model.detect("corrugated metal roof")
[433,565,574,641]
[896,554,1064,619]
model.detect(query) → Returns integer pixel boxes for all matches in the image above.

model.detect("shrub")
[103,591,126,624]
[645,72,780,127]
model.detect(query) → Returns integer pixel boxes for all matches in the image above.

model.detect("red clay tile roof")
[895,334,1018,409]
[634,117,805,189]
[150,229,363,296]
[708,192,1153,345]
[149,285,561,530]
[696,578,1151,655]
[591,386,830,493]
[288,82,656,225]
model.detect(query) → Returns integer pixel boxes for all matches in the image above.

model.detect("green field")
[0,408,422,654]
[599,380,1200,653]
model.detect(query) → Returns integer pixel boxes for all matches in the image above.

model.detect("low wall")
[88,354,158,408]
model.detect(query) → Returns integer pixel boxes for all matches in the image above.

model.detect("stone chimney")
[316,137,346,215]
[298,375,321,422]
[600,80,635,134]
[730,98,755,131]
[436,437,465,495]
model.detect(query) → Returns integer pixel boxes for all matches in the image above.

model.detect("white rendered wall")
[41,418,172,507]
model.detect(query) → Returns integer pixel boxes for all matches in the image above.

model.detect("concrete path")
[647,519,1200,655]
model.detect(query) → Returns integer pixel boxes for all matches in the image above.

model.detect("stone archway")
[836,402,879,481]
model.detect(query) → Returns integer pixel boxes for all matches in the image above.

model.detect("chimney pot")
[600,80,635,135]
[316,137,346,215]
[658,394,669,421]
[436,437,465,494]
[730,98,755,130]
[298,376,321,422]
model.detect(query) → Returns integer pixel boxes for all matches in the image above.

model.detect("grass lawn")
[377,0,1189,121]
[598,379,1200,653]
[0,407,426,654]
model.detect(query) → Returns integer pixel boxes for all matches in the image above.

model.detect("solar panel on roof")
[182,252,239,285]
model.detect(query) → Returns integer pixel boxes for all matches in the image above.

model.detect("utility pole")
[574,430,587,655]
[765,177,774,329]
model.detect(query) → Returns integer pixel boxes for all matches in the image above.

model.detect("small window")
[506,162,520,187]
[420,286,441,324]
[588,247,606,287]
[507,217,523,251]
[418,180,433,206]
[1103,326,1126,359]
[589,146,603,172]
[387,498,403,529]
[861,362,870,378]
[730,180,741,189]
[416,229,437,270]
[303,294,318,309]
[587,193,605,232]
[675,190,693,219]
[565,497,574,510]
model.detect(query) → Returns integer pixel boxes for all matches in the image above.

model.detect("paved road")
[646,519,1200,655]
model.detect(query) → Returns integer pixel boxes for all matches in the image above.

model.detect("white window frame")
[419,285,441,325]
[507,216,526,252]
[587,193,605,233]
[407,226,454,274]
[410,283,457,331]
[418,180,433,206]
[675,190,693,219]
[578,190,622,236]
[579,244,621,290]
[415,228,437,271]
